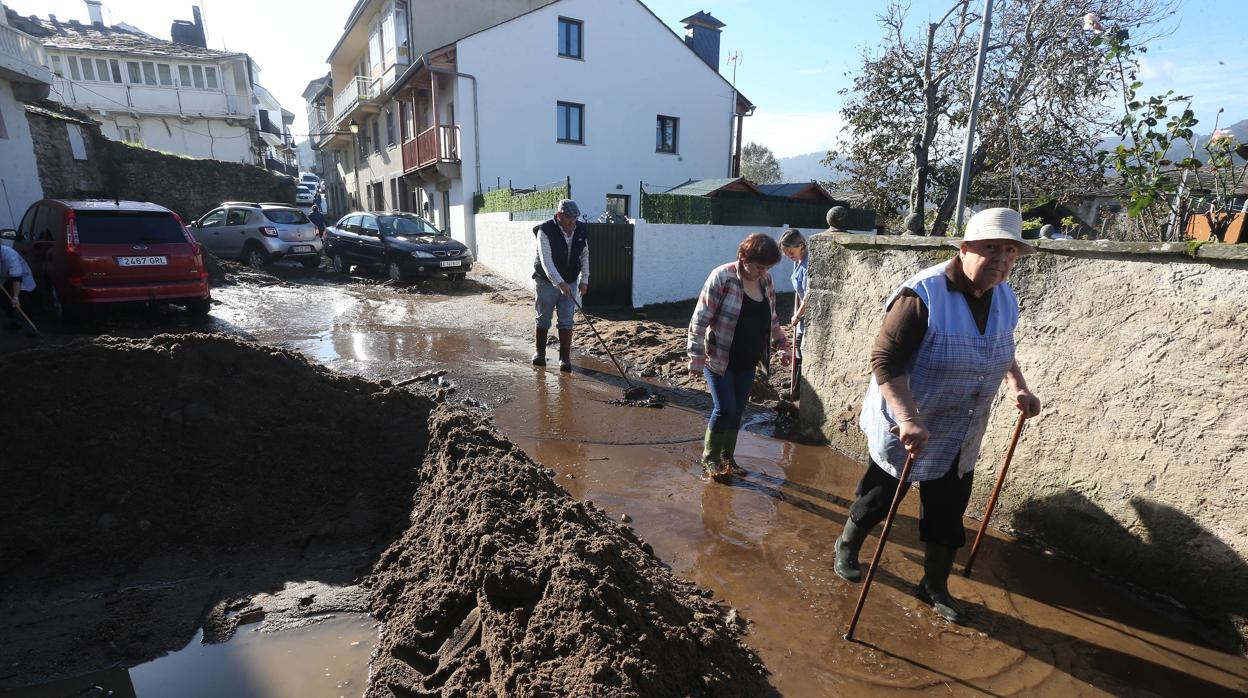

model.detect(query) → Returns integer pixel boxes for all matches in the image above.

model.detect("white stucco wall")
[0,80,44,229]
[96,115,253,164]
[456,0,738,222]
[473,212,538,290]
[630,223,816,308]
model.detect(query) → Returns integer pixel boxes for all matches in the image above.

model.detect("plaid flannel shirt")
[687,261,790,375]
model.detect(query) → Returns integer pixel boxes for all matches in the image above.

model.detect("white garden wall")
[630,223,820,308]
[473,212,538,290]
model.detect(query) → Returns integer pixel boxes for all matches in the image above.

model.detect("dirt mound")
[365,407,775,697]
[202,248,281,286]
[0,333,432,583]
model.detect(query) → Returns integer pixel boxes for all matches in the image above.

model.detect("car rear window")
[75,211,185,244]
[263,209,309,224]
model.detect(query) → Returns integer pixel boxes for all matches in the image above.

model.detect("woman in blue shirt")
[780,229,808,398]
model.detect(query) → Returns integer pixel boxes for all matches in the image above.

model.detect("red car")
[13,199,210,323]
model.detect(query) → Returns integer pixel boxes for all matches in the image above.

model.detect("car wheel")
[450,273,466,288]
[300,255,322,270]
[186,298,211,317]
[332,253,349,274]
[388,259,406,283]
[49,283,84,325]
[245,244,271,269]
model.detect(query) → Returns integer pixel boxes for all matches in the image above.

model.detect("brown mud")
[0,332,770,696]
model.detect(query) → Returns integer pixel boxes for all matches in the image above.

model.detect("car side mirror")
[0,228,16,240]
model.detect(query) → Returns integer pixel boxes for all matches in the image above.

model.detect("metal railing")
[0,22,51,83]
[331,75,379,126]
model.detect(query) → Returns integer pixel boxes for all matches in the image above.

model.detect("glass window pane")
[178,65,191,86]
[571,22,581,57]
[110,60,122,83]
[126,61,142,84]
[557,104,567,141]
[204,66,218,89]
[68,57,81,80]
[157,64,173,86]
[192,65,204,88]
[141,61,157,86]
[50,55,62,77]
[96,59,110,81]
[81,57,96,81]
[571,106,581,142]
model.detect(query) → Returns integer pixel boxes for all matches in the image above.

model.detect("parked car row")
[0,196,470,325]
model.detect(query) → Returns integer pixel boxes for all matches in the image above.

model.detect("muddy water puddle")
[206,283,1248,696]
[6,615,378,698]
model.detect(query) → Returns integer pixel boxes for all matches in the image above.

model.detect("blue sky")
[10,0,1245,158]
[647,0,1248,156]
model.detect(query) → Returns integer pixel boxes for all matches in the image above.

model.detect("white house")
[0,0,51,230]
[7,2,294,171]
[308,0,753,250]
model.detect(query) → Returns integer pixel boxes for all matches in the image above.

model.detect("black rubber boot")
[918,543,967,624]
[834,518,870,583]
[558,329,573,372]
[532,327,548,366]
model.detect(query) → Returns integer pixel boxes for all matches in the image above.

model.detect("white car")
[299,172,322,190]
[295,184,316,205]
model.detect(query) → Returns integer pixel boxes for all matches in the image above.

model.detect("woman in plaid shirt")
[688,233,791,480]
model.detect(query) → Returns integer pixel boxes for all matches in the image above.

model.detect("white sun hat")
[964,207,1036,254]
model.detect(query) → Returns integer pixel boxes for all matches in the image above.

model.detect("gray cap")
[557,199,580,218]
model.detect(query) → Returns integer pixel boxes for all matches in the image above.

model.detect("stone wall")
[799,233,1248,646]
[25,101,294,222]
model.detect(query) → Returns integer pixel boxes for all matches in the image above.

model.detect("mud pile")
[2,334,775,695]
[366,407,772,696]
[202,248,281,286]
[0,333,432,583]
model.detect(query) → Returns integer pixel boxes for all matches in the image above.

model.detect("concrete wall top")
[824,232,1248,265]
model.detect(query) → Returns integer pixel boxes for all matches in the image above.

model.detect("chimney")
[170,5,206,47]
[681,11,725,72]
[84,0,103,25]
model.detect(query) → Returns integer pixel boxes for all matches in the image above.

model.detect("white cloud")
[1137,56,1176,82]
[743,110,847,158]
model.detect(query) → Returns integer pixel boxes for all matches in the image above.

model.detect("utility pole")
[726,51,742,178]
[953,0,994,235]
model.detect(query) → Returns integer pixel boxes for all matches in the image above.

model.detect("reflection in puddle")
[9,615,378,698]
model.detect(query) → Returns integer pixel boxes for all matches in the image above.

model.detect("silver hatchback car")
[191,202,322,269]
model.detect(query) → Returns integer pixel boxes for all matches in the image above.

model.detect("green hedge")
[474,184,569,215]
[640,192,875,230]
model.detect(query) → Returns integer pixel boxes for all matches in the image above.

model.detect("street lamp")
[349,119,359,135]
[348,120,362,208]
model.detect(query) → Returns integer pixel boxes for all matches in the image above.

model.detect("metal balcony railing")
[331,75,379,126]
[0,22,52,84]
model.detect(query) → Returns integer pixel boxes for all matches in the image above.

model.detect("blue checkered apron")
[860,262,1018,482]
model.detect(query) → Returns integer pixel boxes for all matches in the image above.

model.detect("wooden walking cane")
[844,451,916,642]
[963,412,1026,578]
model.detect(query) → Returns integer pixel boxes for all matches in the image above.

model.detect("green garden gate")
[584,222,633,309]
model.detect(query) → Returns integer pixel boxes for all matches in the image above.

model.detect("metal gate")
[584,222,633,309]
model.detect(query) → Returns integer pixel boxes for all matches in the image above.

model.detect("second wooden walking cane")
[963,412,1026,578]
[843,451,916,642]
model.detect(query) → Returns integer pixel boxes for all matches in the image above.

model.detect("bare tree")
[832,0,1176,234]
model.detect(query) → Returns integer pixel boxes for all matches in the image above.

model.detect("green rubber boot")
[702,429,726,480]
[918,543,967,624]
[722,430,745,476]
[834,518,870,583]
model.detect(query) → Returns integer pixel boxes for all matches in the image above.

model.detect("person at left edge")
[0,244,36,331]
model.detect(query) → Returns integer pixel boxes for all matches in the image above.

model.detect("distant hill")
[777,151,842,184]
[1098,117,1247,163]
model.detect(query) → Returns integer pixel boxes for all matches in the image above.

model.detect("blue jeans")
[704,366,756,433]
[535,279,576,330]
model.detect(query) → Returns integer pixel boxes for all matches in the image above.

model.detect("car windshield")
[378,215,441,237]
[296,185,311,192]
[263,209,309,224]
[75,211,185,244]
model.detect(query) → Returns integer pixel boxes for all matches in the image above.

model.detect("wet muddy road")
[198,275,1247,697]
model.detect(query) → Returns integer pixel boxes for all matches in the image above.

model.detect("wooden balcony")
[402,124,460,174]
